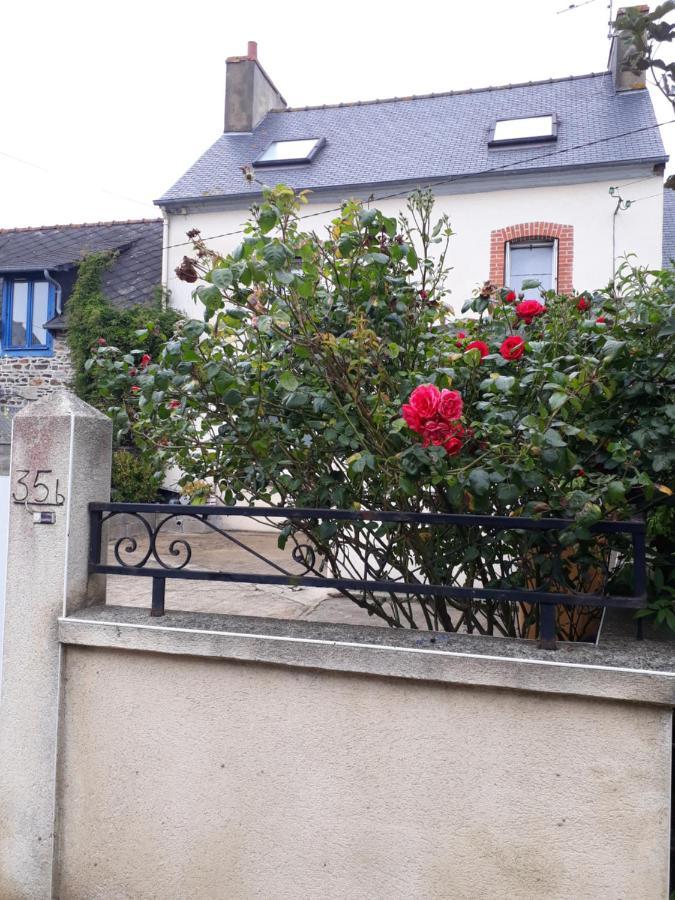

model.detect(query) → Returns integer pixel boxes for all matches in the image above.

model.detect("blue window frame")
[1,278,55,356]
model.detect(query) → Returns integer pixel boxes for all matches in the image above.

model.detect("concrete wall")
[54,630,672,900]
[0,390,672,899]
[165,174,664,317]
[0,474,8,680]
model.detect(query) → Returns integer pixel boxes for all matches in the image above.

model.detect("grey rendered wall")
[56,644,672,900]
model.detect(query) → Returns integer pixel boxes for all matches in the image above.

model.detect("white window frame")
[504,238,558,293]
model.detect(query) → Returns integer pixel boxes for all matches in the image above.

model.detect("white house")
[157,27,668,315]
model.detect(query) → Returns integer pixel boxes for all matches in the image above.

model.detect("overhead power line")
[0,148,156,211]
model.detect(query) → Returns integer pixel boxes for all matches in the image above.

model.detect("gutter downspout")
[160,211,169,312]
[42,269,62,316]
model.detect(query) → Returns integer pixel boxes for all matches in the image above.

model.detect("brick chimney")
[224,41,287,133]
[609,5,649,91]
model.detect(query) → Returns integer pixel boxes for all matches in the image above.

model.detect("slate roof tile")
[0,219,163,308]
[158,72,667,205]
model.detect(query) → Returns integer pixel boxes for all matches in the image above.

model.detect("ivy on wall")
[66,251,182,501]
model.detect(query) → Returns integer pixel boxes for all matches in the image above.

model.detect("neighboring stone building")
[0,219,163,447]
[158,26,668,317]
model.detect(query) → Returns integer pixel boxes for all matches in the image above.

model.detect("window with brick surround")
[489,223,574,295]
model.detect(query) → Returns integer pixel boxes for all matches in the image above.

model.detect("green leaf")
[211,268,233,289]
[279,372,299,392]
[363,252,390,266]
[520,278,541,290]
[263,242,287,269]
[285,391,309,409]
[497,483,520,504]
[544,428,567,448]
[406,247,418,268]
[469,468,491,496]
[221,389,242,406]
[494,375,515,393]
[349,452,376,474]
[358,208,377,227]
[602,339,626,359]
[606,480,626,504]
[399,475,416,496]
[275,270,295,285]
[258,207,278,235]
[578,502,602,527]
[548,392,568,411]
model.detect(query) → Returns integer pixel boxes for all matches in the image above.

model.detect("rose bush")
[91,186,675,637]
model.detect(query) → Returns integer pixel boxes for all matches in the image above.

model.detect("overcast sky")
[1,0,672,228]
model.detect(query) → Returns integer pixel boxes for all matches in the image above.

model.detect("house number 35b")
[12,469,66,507]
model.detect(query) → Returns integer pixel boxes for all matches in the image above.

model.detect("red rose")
[418,289,428,300]
[422,421,465,456]
[168,399,180,409]
[421,420,453,447]
[130,385,141,394]
[596,316,606,324]
[455,331,467,347]
[577,468,585,477]
[407,384,441,421]
[96,337,106,346]
[401,403,424,433]
[465,340,489,359]
[576,296,591,311]
[500,335,525,361]
[438,389,463,422]
[129,367,138,376]
[504,290,516,303]
[515,300,546,325]
[140,353,152,368]
[444,435,463,456]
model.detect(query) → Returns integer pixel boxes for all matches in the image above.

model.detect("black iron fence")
[88,502,647,649]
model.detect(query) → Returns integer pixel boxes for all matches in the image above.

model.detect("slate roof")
[663,189,675,267]
[0,219,163,308]
[158,72,667,206]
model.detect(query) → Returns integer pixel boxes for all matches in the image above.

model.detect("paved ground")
[105,529,387,627]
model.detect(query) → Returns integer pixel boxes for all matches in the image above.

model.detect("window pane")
[493,116,553,142]
[256,139,320,163]
[508,243,554,298]
[31,281,49,346]
[11,282,28,347]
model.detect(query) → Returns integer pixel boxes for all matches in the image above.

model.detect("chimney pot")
[247,41,257,60]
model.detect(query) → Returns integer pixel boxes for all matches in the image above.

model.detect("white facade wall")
[164,174,664,317]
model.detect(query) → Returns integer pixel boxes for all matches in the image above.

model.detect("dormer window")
[489,115,557,147]
[253,138,325,167]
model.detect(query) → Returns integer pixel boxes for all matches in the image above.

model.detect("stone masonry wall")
[0,334,73,441]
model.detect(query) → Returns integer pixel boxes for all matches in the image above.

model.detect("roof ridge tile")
[273,71,610,114]
[0,217,162,235]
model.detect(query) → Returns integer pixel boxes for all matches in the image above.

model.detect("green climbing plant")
[66,251,183,501]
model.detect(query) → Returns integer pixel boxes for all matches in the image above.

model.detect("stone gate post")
[0,391,112,899]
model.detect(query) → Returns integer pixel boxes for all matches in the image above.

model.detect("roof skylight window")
[253,138,326,167]
[489,115,557,146]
